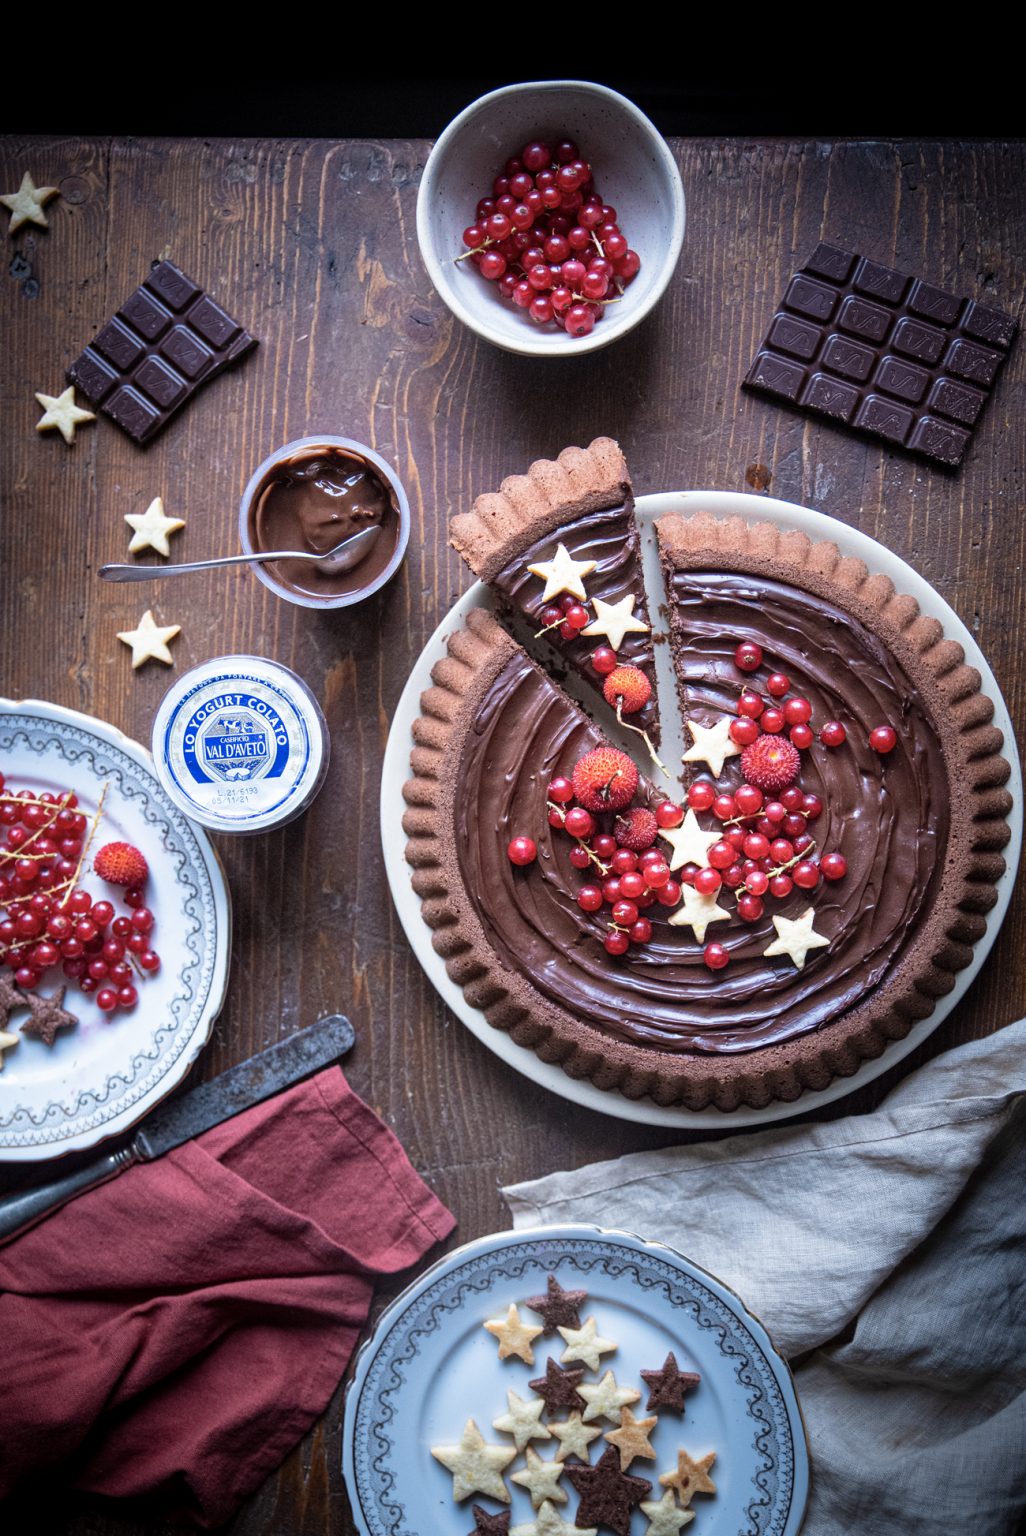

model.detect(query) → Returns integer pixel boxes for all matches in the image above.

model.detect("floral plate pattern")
[0,698,231,1160]
[343,1224,809,1536]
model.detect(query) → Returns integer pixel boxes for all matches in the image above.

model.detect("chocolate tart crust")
[402,513,1012,1112]
[450,438,633,583]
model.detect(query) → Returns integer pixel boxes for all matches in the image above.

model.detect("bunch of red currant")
[459,137,641,338]
[0,776,161,1014]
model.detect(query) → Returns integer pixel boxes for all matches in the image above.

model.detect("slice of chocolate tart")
[449,438,660,744]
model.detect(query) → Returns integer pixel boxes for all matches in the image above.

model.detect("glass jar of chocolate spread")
[239,435,410,609]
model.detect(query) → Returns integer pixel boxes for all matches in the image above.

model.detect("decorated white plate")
[343,1223,809,1536]
[380,490,1021,1128]
[0,698,231,1160]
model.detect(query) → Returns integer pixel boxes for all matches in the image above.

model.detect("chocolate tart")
[450,438,659,741]
[402,528,1011,1112]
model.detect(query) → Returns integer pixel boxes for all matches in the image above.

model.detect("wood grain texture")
[1,135,1023,1535]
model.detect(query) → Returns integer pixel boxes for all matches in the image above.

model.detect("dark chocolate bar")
[67,261,257,445]
[742,244,1017,467]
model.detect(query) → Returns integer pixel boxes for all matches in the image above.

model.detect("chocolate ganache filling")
[455,570,949,1055]
[491,504,658,737]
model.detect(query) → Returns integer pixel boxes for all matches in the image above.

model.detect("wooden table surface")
[1,134,1023,1534]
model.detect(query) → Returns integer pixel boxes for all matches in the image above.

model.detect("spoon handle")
[99,550,321,582]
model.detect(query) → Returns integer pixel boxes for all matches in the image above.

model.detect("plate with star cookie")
[342,1224,809,1536]
[0,697,230,1160]
[386,441,1019,1127]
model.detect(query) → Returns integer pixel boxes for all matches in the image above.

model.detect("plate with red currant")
[384,489,1020,1127]
[0,697,231,1160]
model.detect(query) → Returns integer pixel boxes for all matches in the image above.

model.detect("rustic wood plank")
[1,134,1023,1536]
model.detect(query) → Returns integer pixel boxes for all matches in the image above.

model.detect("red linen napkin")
[0,1065,455,1526]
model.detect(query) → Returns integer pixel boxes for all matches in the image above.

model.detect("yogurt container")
[152,657,329,833]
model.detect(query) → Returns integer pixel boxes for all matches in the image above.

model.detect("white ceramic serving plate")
[0,698,231,1160]
[381,491,1022,1129]
[343,1223,809,1536]
[417,80,686,357]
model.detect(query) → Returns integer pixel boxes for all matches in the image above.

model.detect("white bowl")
[417,79,686,357]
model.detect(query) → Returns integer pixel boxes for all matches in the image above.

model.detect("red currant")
[743,833,771,861]
[548,777,574,804]
[657,800,685,827]
[703,942,730,971]
[766,672,790,697]
[655,879,682,907]
[569,845,591,870]
[619,871,647,900]
[821,721,847,747]
[593,834,617,860]
[792,861,820,890]
[139,950,161,973]
[780,786,804,812]
[802,793,823,821]
[708,841,735,870]
[611,849,638,875]
[734,642,763,672]
[821,852,848,880]
[507,836,537,867]
[118,984,139,1009]
[565,808,595,840]
[789,724,814,750]
[577,885,604,912]
[591,646,618,675]
[694,867,722,896]
[769,873,793,899]
[96,986,119,1012]
[604,929,630,957]
[713,794,737,823]
[602,876,622,904]
[760,708,785,734]
[643,861,671,890]
[729,718,759,747]
[629,918,652,944]
[737,893,764,922]
[870,725,897,753]
[745,869,770,897]
[612,899,639,927]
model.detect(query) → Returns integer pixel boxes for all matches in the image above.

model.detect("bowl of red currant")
[417,79,686,356]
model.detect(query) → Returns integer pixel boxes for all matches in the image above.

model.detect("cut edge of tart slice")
[449,438,660,745]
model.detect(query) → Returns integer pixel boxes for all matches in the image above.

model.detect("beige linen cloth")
[504,1020,1026,1534]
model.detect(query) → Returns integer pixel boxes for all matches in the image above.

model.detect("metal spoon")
[99,525,380,582]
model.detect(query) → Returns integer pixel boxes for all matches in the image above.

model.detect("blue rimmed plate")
[343,1224,809,1536]
[0,698,231,1160]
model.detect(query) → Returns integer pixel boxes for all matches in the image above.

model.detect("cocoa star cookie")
[524,1274,587,1335]
[640,1352,701,1414]
[565,1446,651,1536]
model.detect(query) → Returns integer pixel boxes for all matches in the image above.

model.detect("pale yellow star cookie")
[3,172,58,233]
[549,1411,602,1463]
[35,386,95,445]
[510,1446,567,1509]
[581,593,649,651]
[492,1388,552,1452]
[577,1369,641,1425]
[527,542,597,602]
[658,809,721,873]
[763,907,830,969]
[125,497,186,557]
[640,1489,695,1534]
[681,716,741,778]
[666,884,731,944]
[557,1316,617,1372]
[511,1500,597,1536]
[483,1302,544,1364]
[430,1418,515,1502]
[117,609,181,669]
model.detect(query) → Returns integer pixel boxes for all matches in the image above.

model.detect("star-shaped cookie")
[640,1353,701,1414]
[527,543,597,602]
[0,973,28,1026]
[604,1406,659,1470]
[682,716,741,778]
[35,386,95,445]
[565,1447,651,1536]
[0,1029,19,1070]
[666,884,731,944]
[658,1448,717,1506]
[658,810,721,873]
[510,1446,566,1510]
[549,1411,602,1464]
[525,1274,587,1334]
[469,1507,511,1536]
[510,1501,597,1536]
[492,1389,551,1453]
[484,1303,544,1364]
[431,1419,516,1503]
[639,1490,695,1534]
[2,172,58,233]
[581,593,650,651]
[528,1358,586,1416]
[19,986,78,1048]
[557,1316,616,1372]
[763,907,830,969]
[125,496,186,558]
[117,609,181,669]
[578,1370,641,1425]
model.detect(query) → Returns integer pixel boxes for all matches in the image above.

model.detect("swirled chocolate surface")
[492,505,658,735]
[454,571,949,1056]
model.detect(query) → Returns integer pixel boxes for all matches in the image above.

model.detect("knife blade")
[0,1013,355,1244]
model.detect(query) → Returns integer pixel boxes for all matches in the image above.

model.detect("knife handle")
[0,1144,141,1245]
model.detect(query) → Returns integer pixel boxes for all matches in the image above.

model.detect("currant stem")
[615,703,670,780]
[454,237,496,264]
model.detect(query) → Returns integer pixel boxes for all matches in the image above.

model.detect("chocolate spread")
[250,443,399,598]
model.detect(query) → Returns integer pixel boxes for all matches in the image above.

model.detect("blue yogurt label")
[154,661,326,830]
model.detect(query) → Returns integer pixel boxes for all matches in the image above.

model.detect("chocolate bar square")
[68,260,257,445]
[742,244,1017,467]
